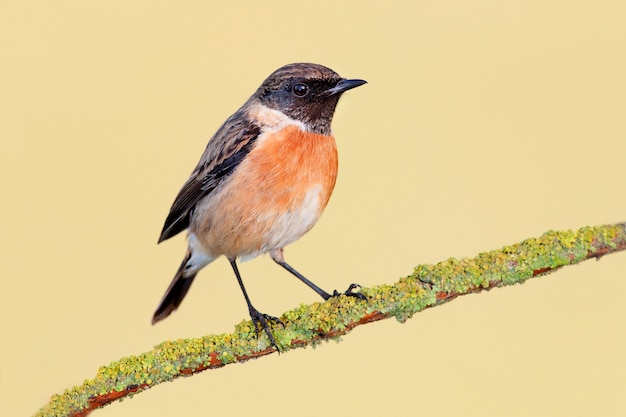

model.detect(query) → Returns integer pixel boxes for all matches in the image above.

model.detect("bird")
[152,63,366,349]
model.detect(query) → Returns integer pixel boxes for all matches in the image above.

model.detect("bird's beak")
[326,78,367,96]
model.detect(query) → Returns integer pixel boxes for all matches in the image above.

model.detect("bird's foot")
[329,283,367,301]
[249,307,285,351]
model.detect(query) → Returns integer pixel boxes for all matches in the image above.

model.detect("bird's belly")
[252,184,325,258]
[191,126,338,260]
[193,182,326,260]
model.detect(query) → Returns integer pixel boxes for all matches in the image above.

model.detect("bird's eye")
[292,83,309,97]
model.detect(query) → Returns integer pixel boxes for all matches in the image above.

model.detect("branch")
[34,222,626,417]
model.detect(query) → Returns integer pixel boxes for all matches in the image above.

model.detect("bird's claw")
[332,283,367,301]
[249,308,284,351]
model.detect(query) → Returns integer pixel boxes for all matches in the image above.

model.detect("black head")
[253,63,366,135]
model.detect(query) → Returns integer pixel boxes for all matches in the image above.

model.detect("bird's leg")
[270,248,367,301]
[229,259,284,351]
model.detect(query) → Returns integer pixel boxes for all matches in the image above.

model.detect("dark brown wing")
[158,109,261,243]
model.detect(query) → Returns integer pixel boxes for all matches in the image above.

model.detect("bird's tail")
[152,250,197,324]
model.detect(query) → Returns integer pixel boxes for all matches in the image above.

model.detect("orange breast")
[192,125,338,259]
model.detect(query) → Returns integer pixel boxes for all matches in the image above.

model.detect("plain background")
[2,1,625,416]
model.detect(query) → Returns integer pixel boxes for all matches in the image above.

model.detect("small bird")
[152,63,366,349]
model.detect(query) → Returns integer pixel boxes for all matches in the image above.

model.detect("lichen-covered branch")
[34,223,626,417]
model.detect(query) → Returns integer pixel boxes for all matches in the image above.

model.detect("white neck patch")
[247,103,308,133]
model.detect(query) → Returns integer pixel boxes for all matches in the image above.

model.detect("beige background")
[2,1,625,416]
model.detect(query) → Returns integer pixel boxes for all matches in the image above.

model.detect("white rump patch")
[184,233,215,276]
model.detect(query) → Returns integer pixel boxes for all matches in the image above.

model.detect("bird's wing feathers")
[158,110,261,243]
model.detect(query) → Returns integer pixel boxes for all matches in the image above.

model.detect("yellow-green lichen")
[34,222,625,417]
